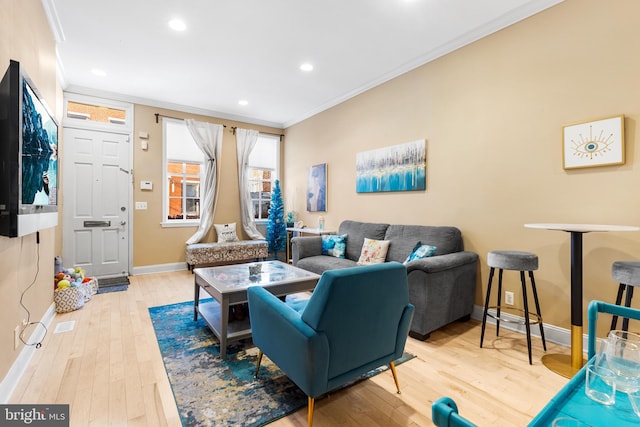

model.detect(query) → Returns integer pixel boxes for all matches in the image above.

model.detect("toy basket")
[54,286,85,313]
[82,278,98,301]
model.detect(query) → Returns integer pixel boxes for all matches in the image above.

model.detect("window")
[163,119,203,226]
[67,101,127,125]
[63,93,133,132]
[248,134,280,221]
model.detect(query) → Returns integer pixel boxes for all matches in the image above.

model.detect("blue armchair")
[247,262,415,427]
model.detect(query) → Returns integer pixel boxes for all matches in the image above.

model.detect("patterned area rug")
[149,300,414,427]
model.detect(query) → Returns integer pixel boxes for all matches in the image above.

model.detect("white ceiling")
[47,0,563,129]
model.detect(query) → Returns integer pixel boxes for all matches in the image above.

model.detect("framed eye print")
[562,115,625,170]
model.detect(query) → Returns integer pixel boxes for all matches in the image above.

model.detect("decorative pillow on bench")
[322,234,348,258]
[214,222,239,243]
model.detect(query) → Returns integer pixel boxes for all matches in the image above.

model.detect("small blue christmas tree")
[266,179,287,259]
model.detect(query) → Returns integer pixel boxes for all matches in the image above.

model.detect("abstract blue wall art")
[356,140,426,193]
[307,163,327,212]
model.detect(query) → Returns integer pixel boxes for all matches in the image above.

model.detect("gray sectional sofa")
[291,220,479,340]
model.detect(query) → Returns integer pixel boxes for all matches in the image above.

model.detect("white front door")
[62,128,130,278]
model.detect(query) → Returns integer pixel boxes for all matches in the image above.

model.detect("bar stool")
[480,250,547,364]
[609,261,640,332]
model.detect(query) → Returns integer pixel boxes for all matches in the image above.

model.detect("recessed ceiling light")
[168,19,186,31]
[300,63,313,72]
[91,69,106,77]
[238,100,249,106]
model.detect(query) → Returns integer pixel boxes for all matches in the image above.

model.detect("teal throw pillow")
[322,234,348,258]
[403,241,437,264]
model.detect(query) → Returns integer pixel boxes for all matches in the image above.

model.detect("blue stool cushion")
[612,261,640,287]
[487,250,538,271]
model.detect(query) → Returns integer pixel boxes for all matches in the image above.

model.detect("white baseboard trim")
[471,304,586,352]
[131,262,188,276]
[0,302,56,404]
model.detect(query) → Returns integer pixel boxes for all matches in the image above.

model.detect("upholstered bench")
[186,240,269,271]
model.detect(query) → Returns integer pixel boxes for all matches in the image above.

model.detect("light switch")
[141,140,148,150]
[135,202,147,210]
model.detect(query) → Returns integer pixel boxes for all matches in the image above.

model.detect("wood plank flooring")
[10,270,570,426]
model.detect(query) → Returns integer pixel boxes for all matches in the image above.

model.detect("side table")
[524,223,639,377]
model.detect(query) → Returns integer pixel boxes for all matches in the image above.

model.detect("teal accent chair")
[247,262,415,427]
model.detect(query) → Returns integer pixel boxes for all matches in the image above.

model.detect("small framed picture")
[562,115,625,169]
[307,163,326,212]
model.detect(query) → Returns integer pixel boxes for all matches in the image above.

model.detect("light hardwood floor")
[10,270,570,426]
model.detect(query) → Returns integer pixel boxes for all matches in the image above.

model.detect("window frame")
[63,93,133,133]
[248,134,280,224]
[161,118,204,227]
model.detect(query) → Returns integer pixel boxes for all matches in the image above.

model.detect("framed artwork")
[307,163,326,212]
[562,115,625,169]
[356,139,426,193]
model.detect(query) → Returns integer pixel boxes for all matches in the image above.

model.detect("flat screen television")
[0,60,59,238]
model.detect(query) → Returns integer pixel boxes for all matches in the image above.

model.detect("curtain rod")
[154,113,227,127]
[230,126,284,139]
[154,113,284,139]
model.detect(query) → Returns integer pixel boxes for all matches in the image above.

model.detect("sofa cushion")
[321,234,348,258]
[384,224,462,263]
[214,222,239,243]
[338,220,389,262]
[357,238,391,265]
[296,255,357,275]
[403,242,437,264]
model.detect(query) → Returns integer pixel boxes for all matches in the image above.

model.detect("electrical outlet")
[14,325,20,350]
[505,291,515,306]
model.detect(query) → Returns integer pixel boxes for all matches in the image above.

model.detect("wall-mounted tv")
[0,60,59,238]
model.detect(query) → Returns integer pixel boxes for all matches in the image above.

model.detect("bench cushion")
[186,240,268,267]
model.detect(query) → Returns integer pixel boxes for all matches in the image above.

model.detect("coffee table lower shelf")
[197,300,252,347]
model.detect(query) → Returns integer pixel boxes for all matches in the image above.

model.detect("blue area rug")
[149,300,414,427]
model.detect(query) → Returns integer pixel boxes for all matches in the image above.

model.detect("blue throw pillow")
[403,241,437,264]
[322,234,348,258]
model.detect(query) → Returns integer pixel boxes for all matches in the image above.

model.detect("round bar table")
[524,223,639,378]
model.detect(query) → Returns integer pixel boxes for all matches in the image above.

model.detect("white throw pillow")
[214,223,239,243]
[357,238,390,265]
